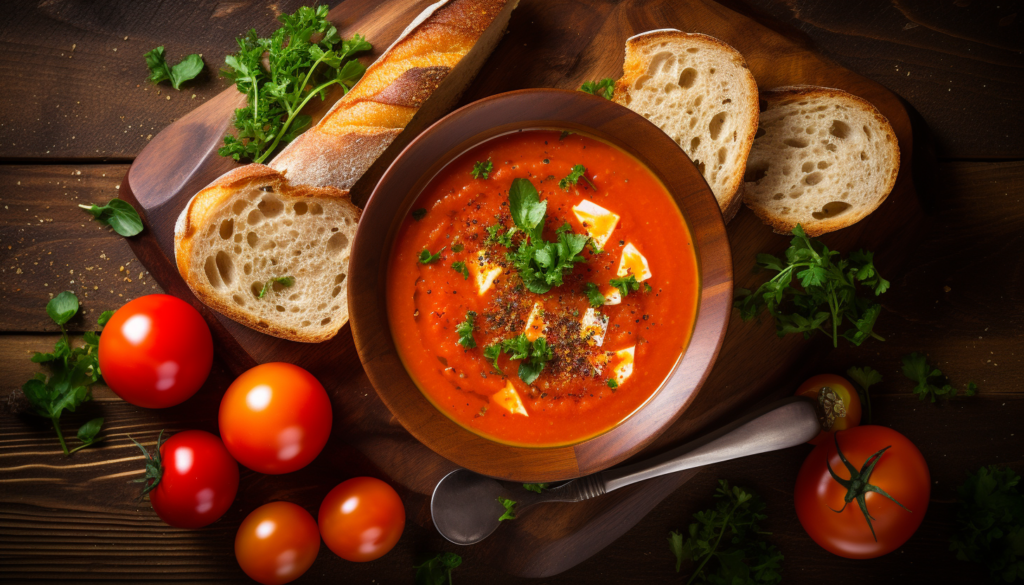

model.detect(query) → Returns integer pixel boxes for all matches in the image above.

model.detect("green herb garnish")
[471,159,493,180]
[452,261,469,280]
[523,483,549,493]
[584,282,606,308]
[733,225,889,347]
[452,243,464,253]
[486,334,553,385]
[902,352,977,402]
[414,552,462,585]
[606,379,619,389]
[498,496,517,521]
[418,246,445,265]
[219,6,371,163]
[485,224,515,248]
[670,480,783,584]
[559,164,596,191]
[258,276,295,298]
[950,465,1024,582]
[846,366,881,424]
[580,78,615,100]
[483,344,502,371]
[144,47,204,90]
[610,275,640,298]
[456,311,477,349]
[506,178,589,294]
[79,198,144,237]
[22,292,109,456]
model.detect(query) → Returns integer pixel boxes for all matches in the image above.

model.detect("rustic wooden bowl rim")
[349,89,732,481]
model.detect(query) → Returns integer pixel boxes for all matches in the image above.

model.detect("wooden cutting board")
[119,0,919,577]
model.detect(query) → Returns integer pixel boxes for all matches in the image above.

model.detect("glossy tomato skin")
[795,426,930,559]
[318,477,406,562]
[795,374,862,445]
[99,294,213,408]
[219,363,332,474]
[149,430,239,529]
[235,502,320,585]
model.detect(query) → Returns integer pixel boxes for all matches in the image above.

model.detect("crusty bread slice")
[613,29,759,223]
[741,86,900,236]
[174,165,359,343]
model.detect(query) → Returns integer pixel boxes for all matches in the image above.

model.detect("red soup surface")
[387,129,699,446]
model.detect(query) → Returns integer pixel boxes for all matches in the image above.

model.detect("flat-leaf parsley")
[580,78,615,100]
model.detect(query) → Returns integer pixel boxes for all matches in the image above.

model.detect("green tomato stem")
[67,436,106,455]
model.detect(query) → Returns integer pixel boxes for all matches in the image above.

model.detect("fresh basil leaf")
[80,199,144,237]
[47,291,79,326]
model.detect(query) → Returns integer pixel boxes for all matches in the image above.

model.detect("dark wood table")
[1,1,1021,583]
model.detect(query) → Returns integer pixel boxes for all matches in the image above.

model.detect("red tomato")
[235,502,320,585]
[99,294,213,408]
[318,477,406,562]
[219,363,332,474]
[794,374,862,445]
[795,426,930,559]
[141,430,239,529]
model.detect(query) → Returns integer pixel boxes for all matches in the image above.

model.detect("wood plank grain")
[728,0,1024,159]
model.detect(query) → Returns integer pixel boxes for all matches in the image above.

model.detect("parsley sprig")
[558,164,596,191]
[902,352,977,402]
[580,78,615,100]
[734,225,890,347]
[484,334,553,385]
[419,246,445,264]
[584,282,606,307]
[669,480,783,584]
[506,178,589,294]
[219,6,371,163]
[950,465,1024,582]
[471,159,493,179]
[610,275,641,298]
[414,552,462,585]
[498,496,517,521]
[144,47,205,90]
[456,311,477,349]
[22,292,110,456]
[452,261,469,280]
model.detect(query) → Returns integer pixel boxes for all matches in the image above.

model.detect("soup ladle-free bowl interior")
[348,89,732,482]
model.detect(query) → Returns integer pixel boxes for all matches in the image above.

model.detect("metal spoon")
[431,396,820,545]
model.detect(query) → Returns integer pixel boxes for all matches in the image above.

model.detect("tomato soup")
[386,129,699,446]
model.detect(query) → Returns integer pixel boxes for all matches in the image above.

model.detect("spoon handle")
[599,397,820,493]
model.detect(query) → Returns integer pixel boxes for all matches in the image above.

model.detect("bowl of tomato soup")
[350,90,731,481]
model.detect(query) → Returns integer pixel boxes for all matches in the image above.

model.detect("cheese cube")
[523,302,547,341]
[617,243,652,281]
[469,250,503,295]
[580,308,609,347]
[610,346,636,385]
[492,381,528,416]
[603,288,621,306]
[572,200,620,248]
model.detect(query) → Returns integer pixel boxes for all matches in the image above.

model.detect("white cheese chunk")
[469,250,503,295]
[617,242,652,281]
[492,381,528,416]
[610,346,636,385]
[572,200,620,248]
[580,308,609,347]
[603,288,621,306]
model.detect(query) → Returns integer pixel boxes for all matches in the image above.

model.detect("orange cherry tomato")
[235,502,320,585]
[794,374,862,445]
[219,363,332,475]
[318,477,405,562]
[795,426,930,559]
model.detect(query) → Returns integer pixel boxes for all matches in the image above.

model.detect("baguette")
[175,0,517,342]
[270,0,519,194]
[612,30,759,223]
[741,86,899,236]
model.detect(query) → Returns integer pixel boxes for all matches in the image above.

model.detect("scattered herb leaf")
[606,379,619,389]
[559,164,596,191]
[498,496,517,521]
[902,352,977,402]
[144,46,205,90]
[610,275,641,298]
[487,334,554,385]
[483,344,502,371]
[733,225,889,347]
[523,483,549,493]
[419,247,445,265]
[584,282,606,308]
[414,552,463,585]
[471,159,493,180]
[79,199,144,237]
[452,243,464,253]
[485,224,515,248]
[258,275,295,298]
[456,311,477,349]
[452,261,469,280]
[580,78,615,100]
[846,366,881,424]
[950,465,1024,582]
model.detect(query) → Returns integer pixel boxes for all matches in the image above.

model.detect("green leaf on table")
[414,552,462,585]
[950,465,1024,582]
[144,46,205,90]
[47,291,79,325]
[580,78,615,100]
[79,199,144,237]
[498,496,517,521]
[846,365,882,424]
[902,352,978,402]
[523,483,549,493]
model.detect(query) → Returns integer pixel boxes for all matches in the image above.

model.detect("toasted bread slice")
[613,29,759,222]
[741,86,899,236]
[174,165,360,343]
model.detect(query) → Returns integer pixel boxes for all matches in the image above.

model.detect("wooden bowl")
[349,89,731,482]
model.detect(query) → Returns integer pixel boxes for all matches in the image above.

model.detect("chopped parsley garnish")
[902,352,977,402]
[485,224,515,247]
[486,333,553,385]
[580,78,615,100]
[559,130,573,141]
[558,164,597,191]
[471,159,493,179]
[483,344,502,370]
[456,311,477,349]
[452,261,469,280]
[258,275,295,298]
[584,282,606,308]
[418,246,445,265]
[606,379,619,389]
[733,224,890,347]
[644,282,653,293]
[498,496,517,521]
[506,178,589,294]
[610,275,641,298]
[412,208,427,221]
[452,243,464,253]
[523,483,549,493]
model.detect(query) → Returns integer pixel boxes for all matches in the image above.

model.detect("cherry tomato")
[235,502,320,585]
[318,477,405,562]
[795,426,930,559]
[99,294,213,408]
[219,363,332,474]
[139,430,239,529]
[795,374,862,445]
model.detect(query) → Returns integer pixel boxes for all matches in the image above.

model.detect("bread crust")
[742,85,900,237]
[613,30,760,223]
[174,165,358,343]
